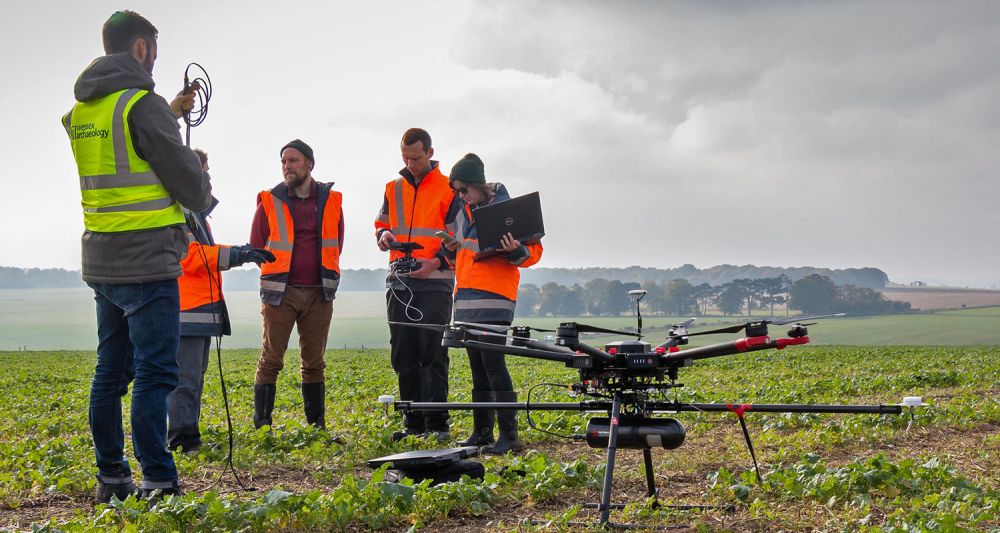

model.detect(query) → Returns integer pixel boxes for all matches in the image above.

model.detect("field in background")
[881,286,1000,310]
[3,289,1000,350]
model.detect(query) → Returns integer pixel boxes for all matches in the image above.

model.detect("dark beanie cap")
[281,139,314,166]
[450,153,486,184]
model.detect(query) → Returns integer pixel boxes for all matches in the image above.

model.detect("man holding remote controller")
[375,128,462,442]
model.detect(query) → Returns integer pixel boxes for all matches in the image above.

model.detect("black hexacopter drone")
[380,290,923,529]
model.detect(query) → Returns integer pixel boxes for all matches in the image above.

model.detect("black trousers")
[467,322,514,393]
[387,289,452,431]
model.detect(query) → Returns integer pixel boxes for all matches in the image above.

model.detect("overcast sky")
[4,0,999,287]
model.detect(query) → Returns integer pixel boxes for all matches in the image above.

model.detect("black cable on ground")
[182,63,254,493]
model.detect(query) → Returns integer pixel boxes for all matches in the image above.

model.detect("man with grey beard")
[249,139,345,430]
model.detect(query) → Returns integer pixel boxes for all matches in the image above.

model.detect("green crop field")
[1,345,998,531]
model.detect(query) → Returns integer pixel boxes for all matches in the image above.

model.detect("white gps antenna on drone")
[628,289,647,337]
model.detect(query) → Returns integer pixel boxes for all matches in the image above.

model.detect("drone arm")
[460,339,574,363]
[571,341,616,363]
[662,335,774,363]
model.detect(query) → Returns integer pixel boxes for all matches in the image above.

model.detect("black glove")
[231,245,276,267]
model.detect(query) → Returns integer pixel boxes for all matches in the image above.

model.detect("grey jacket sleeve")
[128,93,212,213]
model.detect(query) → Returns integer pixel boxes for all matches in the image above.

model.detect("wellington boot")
[302,382,326,429]
[482,391,523,455]
[253,384,276,429]
[457,390,495,447]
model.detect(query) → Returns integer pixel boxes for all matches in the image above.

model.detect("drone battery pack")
[586,417,686,450]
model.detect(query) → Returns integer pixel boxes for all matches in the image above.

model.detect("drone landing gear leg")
[598,391,623,527]
[643,448,659,506]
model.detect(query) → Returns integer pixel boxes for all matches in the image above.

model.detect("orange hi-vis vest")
[178,209,232,336]
[258,182,342,305]
[374,165,455,281]
[453,184,542,322]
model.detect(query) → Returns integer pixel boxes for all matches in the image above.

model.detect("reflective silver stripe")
[218,246,231,270]
[261,280,286,291]
[376,212,389,223]
[445,222,455,234]
[180,312,222,324]
[271,196,292,249]
[83,196,174,213]
[321,239,340,249]
[389,226,441,238]
[112,89,141,175]
[322,278,340,289]
[393,178,405,228]
[454,299,516,311]
[80,171,160,190]
[266,239,293,251]
[460,239,480,253]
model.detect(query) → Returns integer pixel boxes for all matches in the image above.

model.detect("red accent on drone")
[668,346,680,353]
[775,336,810,349]
[734,336,770,352]
[726,402,753,418]
[655,347,666,355]
[609,348,618,355]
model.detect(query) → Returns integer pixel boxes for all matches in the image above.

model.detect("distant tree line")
[519,265,889,290]
[514,274,909,318]
[1,264,892,294]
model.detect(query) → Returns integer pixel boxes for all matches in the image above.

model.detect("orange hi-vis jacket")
[258,182,343,305]
[374,164,456,283]
[452,184,542,323]
[179,207,233,337]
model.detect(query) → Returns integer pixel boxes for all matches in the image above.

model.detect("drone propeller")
[567,322,639,337]
[678,313,845,338]
[666,318,696,336]
[453,321,555,333]
[770,313,844,326]
[387,321,451,333]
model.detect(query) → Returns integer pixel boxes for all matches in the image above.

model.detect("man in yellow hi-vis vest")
[61,10,212,504]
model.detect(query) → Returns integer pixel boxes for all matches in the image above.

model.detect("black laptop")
[473,191,545,259]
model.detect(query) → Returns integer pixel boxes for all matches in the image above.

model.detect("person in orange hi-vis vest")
[250,139,344,430]
[375,128,463,442]
[167,149,274,453]
[442,153,542,454]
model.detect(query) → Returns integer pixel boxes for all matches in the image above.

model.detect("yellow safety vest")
[66,88,184,232]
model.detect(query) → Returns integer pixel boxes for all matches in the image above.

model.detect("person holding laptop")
[443,153,543,454]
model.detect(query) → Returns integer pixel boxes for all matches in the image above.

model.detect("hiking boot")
[139,480,182,502]
[391,427,424,442]
[94,476,137,504]
[423,429,452,442]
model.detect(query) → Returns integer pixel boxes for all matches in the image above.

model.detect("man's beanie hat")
[450,153,486,184]
[281,139,314,166]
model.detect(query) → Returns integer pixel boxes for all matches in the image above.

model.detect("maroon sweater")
[250,181,345,287]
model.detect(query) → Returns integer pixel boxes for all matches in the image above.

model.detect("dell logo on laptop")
[505,217,514,226]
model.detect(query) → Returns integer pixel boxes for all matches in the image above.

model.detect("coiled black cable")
[182,63,212,147]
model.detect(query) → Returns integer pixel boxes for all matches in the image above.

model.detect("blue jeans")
[88,279,179,486]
